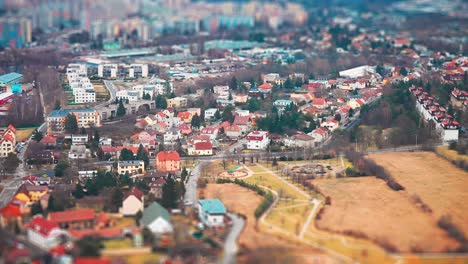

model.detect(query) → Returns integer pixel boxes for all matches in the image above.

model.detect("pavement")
[96,80,116,109]
[221,213,245,264]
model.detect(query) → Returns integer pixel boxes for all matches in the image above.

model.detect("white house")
[204,108,218,120]
[320,119,340,132]
[68,145,89,159]
[284,133,315,148]
[198,199,226,228]
[27,216,69,250]
[117,160,145,175]
[188,142,213,156]
[246,131,270,150]
[140,202,173,234]
[119,187,144,216]
[71,134,88,145]
[200,127,219,141]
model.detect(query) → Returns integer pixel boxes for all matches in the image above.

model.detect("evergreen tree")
[47,195,56,211]
[399,67,408,76]
[214,110,221,120]
[228,92,233,100]
[164,80,172,95]
[181,167,188,182]
[119,148,134,161]
[65,113,78,134]
[54,159,69,177]
[248,98,261,112]
[155,94,167,109]
[230,76,238,90]
[158,142,165,151]
[85,178,99,196]
[136,144,149,167]
[222,106,235,123]
[161,177,178,209]
[94,130,100,145]
[31,201,43,216]
[53,100,61,110]
[191,113,201,129]
[116,99,126,117]
[80,127,87,135]
[32,129,43,142]
[73,184,86,199]
[77,236,103,257]
[284,77,294,89]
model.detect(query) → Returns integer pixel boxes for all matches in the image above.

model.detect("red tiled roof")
[233,116,249,126]
[0,203,21,217]
[312,98,326,105]
[7,124,16,133]
[259,83,273,90]
[48,208,95,224]
[70,228,122,240]
[125,187,144,202]
[156,151,180,162]
[28,216,59,236]
[195,141,213,151]
[1,133,14,143]
[40,135,57,144]
[74,257,111,264]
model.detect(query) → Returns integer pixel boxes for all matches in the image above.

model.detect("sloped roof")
[125,187,144,202]
[48,208,95,223]
[156,151,180,161]
[199,199,226,214]
[140,202,171,226]
[195,141,213,151]
[28,216,59,236]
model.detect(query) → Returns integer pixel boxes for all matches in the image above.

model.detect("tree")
[334,113,342,122]
[376,64,385,77]
[284,77,294,89]
[31,201,43,216]
[93,130,100,145]
[161,177,178,209]
[135,210,143,225]
[191,113,201,129]
[77,236,103,257]
[116,99,126,117]
[2,153,21,173]
[248,98,261,112]
[119,148,134,161]
[64,113,78,134]
[230,76,238,90]
[73,184,86,199]
[53,100,61,110]
[164,80,172,95]
[222,106,235,123]
[108,187,124,213]
[32,129,43,142]
[47,195,56,212]
[181,167,188,182]
[136,144,149,168]
[80,127,87,135]
[228,92,233,100]
[399,67,408,76]
[214,110,221,120]
[155,94,167,109]
[54,159,69,177]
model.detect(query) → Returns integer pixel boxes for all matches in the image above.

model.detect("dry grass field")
[314,177,459,253]
[369,152,468,238]
[202,183,334,263]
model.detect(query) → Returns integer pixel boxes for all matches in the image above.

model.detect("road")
[221,213,245,264]
[96,80,116,109]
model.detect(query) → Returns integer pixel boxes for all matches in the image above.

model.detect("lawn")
[435,146,468,163]
[312,177,458,253]
[243,169,308,200]
[16,127,36,141]
[369,151,468,238]
[113,217,136,229]
[265,200,311,235]
[119,253,164,263]
[103,238,133,249]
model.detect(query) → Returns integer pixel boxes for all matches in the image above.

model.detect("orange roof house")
[156,151,180,173]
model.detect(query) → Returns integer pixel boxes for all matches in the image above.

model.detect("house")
[147,177,166,198]
[321,119,340,132]
[117,160,145,175]
[0,124,16,157]
[200,126,219,141]
[40,135,57,147]
[198,199,226,228]
[140,202,173,234]
[188,142,213,156]
[46,108,101,133]
[163,127,181,143]
[119,187,144,216]
[213,85,230,98]
[347,98,365,110]
[258,82,273,93]
[166,97,187,108]
[27,150,55,164]
[263,73,280,84]
[48,208,96,229]
[246,131,270,150]
[273,99,293,112]
[204,108,218,120]
[177,111,193,123]
[285,133,315,148]
[179,123,192,135]
[225,125,242,139]
[233,94,248,104]
[16,184,49,204]
[312,98,327,109]
[233,116,250,134]
[71,134,88,145]
[27,216,69,250]
[22,176,51,186]
[156,151,180,173]
[68,145,88,159]
[309,127,329,145]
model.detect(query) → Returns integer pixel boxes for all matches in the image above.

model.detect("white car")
[184,199,194,206]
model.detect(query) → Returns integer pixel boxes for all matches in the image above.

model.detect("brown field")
[202,183,335,263]
[369,152,468,238]
[313,177,459,253]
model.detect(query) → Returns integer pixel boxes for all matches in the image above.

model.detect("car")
[184,199,193,206]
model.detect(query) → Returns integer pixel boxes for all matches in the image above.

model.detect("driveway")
[221,213,245,264]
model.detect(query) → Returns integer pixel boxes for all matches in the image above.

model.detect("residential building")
[48,208,96,229]
[0,72,23,86]
[0,125,16,157]
[119,187,144,216]
[285,133,315,148]
[167,97,188,108]
[225,124,242,139]
[0,16,32,48]
[156,151,180,173]
[312,98,327,109]
[246,131,270,150]
[233,116,250,134]
[98,64,118,78]
[273,99,293,112]
[200,127,219,141]
[47,109,101,132]
[68,145,88,159]
[263,73,280,84]
[198,199,226,228]
[15,184,49,204]
[27,216,69,250]
[149,77,173,95]
[204,108,218,120]
[188,142,213,156]
[321,119,340,132]
[117,160,145,175]
[140,202,173,234]
[71,134,88,145]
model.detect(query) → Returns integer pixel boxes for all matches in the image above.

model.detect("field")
[202,183,334,263]
[313,177,459,253]
[369,152,468,238]
[15,127,36,141]
[436,146,468,163]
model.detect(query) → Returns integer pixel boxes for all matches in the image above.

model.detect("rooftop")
[0,72,23,84]
[199,199,226,214]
